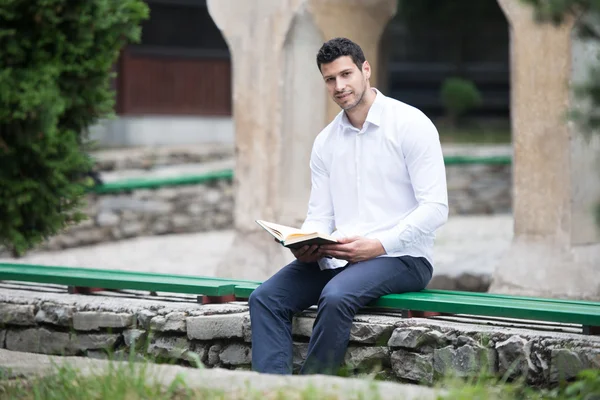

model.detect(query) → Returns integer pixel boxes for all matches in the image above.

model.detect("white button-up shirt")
[301,89,448,270]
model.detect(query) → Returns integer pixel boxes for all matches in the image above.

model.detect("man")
[249,37,448,375]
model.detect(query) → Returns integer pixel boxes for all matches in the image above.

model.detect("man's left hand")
[318,236,386,264]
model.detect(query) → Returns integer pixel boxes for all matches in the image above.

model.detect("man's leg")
[248,260,341,374]
[300,256,432,375]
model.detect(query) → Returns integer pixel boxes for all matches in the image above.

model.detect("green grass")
[0,359,386,400]
[1,356,598,400]
[437,369,600,400]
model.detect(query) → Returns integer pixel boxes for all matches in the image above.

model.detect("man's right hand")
[291,245,321,263]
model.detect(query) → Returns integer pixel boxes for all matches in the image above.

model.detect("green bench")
[0,262,598,335]
[0,263,259,303]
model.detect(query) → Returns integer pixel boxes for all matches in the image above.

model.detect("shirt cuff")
[372,223,408,255]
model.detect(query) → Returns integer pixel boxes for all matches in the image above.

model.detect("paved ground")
[2,214,513,279]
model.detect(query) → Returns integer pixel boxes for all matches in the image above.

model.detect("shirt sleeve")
[373,113,449,254]
[301,139,336,235]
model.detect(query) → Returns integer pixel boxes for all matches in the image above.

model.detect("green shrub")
[0,0,148,256]
[440,77,483,125]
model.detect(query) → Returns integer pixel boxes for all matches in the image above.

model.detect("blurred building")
[91,0,509,148]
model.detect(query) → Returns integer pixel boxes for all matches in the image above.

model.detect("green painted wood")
[423,289,600,307]
[234,285,260,299]
[443,155,511,165]
[89,170,233,194]
[0,263,236,297]
[370,292,600,326]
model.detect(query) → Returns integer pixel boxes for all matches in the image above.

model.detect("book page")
[255,220,315,241]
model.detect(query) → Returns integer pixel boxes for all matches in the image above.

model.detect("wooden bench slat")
[424,289,600,307]
[0,263,236,297]
[372,292,600,326]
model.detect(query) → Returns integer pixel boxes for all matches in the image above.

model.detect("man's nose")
[335,78,344,92]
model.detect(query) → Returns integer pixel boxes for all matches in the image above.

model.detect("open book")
[256,220,338,249]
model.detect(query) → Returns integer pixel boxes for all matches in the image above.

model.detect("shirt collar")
[340,88,385,131]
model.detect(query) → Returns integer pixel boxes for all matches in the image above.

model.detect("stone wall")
[447,163,511,215]
[0,286,598,387]
[39,180,234,251]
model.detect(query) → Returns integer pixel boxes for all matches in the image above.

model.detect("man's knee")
[319,285,357,314]
[248,284,267,310]
[248,282,280,312]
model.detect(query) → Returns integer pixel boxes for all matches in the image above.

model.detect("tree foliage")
[0,0,148,255]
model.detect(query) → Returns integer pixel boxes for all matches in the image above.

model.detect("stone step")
[0,349,440,399]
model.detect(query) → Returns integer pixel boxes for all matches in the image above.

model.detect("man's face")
[320,56,370,111]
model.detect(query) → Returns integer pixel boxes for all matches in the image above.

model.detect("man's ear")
[362,61,372,80]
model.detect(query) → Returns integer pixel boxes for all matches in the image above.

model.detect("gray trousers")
[248,255,433,375]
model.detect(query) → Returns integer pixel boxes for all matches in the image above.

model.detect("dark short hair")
[316,37,366,72]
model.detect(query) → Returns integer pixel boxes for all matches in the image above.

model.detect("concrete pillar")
[489,0,600,300]
[207,0,396,280]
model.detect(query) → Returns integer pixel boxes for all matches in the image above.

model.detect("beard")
[337,85,366,111]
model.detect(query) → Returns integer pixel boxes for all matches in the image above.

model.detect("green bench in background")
[0,262,598,335]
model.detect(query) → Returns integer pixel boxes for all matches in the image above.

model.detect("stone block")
[433,344,497,378]
[137,310,156,330]
[98,197,172,214]
[344,346,389,371]
[74,230,106,246]
[73,311,134,331]
[35,303,75,326]
[188,344,207,367]
[219,343,251,366]
[6,328,72,355]
[97,211,120,227]
[293,342,309,373]
[388,327,447,350]
[187,314,244,340]
[496,336,529,378]
[207,344,222,366]
[550,349,584,382]
[350,322,395,345]
[242,314,252,342]
[69,333,120,352]
[292,317,394,345]
[150,312,187,332]
[0,304,36,326]
[581,348,600,370]
[291,317,313,338]
[391,349,434,385]
[123,329,147,348]
[121,222,145,238]
[148,336,191,361]
[171,214,191,229]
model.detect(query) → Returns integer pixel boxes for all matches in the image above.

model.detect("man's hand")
[291,244,322,263]
[318,237,386,264]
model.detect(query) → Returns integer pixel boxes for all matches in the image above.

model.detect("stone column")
[207,0,396,280]
[489,0,600,300]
